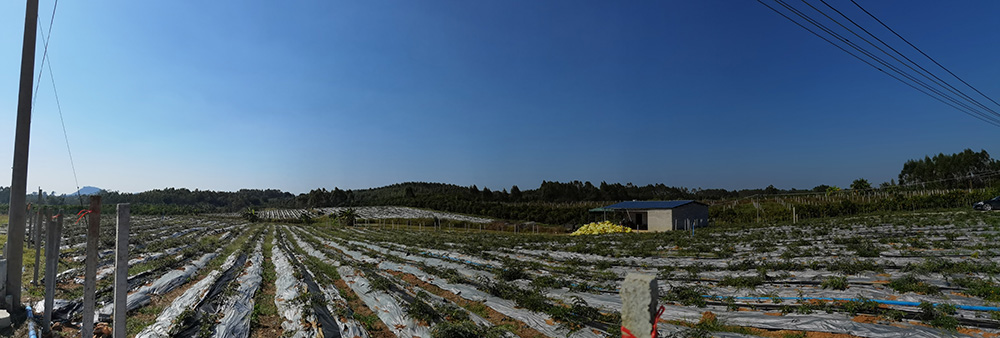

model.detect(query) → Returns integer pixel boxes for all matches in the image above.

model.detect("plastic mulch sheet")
[659,304,966,338]
[96,251,219,321]
[271,235,319,338]
[135,252,239,338]
[212,241,264,338]
[322,238,605,338]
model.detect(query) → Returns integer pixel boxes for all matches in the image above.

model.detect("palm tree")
[338,208,357,227]
[241,208,260,223]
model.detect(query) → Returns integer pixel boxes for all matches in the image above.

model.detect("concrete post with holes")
[43,211,62,331]
[622,273,658,338]
[113,204,130,337]
[81,196,101,338]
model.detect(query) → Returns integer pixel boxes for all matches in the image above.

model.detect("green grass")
[464,302,489,318]
[251,226,278,330]
[354,312,381,332]
[126,304,165,336]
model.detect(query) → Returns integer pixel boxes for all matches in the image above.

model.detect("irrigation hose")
[26,305,36,338]
[703,295,1000,312]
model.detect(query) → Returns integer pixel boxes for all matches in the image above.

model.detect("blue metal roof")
[603,200,705,210]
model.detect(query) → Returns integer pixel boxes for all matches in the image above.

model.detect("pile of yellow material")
[570,221,633,235]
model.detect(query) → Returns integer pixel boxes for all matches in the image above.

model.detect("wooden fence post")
[81,196,101,338]
[114,204,130,337]
[622,273,659,338]
[42,211,62,331]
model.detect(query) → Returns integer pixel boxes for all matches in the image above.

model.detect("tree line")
[1,148,998,223]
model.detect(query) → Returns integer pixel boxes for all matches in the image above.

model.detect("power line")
[818,0,1000,118]
[46,57,83,206]
[849,0,1000,109]
[771,0,1000,125]
[755,0,1000,127]
[757,0,1000,127]
[32,0,82,205]
[30,0,58,107]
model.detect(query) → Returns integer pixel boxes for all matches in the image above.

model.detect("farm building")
[602,200,709,232]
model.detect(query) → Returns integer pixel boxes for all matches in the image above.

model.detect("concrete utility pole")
[6,0,41,311]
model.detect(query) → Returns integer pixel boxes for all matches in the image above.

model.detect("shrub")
[431,320,509,338]
[888,275,940,295]
[842,295,878,315]
[663,285,708,307]
[918,302,958,330]
[719,275,765,289]
[821,276,849,290]
[953,277,1000,302]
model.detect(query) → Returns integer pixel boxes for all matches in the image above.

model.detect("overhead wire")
[754,0,1000,127]
[30,0,58,107]
[818,0,1000,118]
[769,0,1000,126]
[46,56,82,206]
[31,0,83,206]
[849,0,1000,109]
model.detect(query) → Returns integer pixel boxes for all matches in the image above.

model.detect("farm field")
[234,206,494,223]
[14,209,1000,337]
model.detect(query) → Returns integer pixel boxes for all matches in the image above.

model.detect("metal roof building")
[602,200,709,232]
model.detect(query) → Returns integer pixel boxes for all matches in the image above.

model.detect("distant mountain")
[68,186,102,196]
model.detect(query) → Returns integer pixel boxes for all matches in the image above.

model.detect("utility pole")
[6,0,40,311]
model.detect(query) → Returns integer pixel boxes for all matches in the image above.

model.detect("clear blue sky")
[1,1,998,194]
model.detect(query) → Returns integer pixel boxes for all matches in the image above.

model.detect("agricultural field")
[13,208,1000,337]
[236,206,493,223]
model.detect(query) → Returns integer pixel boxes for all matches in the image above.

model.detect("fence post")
[622,273,659,338]
[26,211,32,248]
[114,204,130,337]
[81,196,101,338]
[43,211,62,331]
[32,208,44,285]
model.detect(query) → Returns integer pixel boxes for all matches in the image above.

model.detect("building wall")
[647,209,672,232]
[616,203,710,232]
[671,203,709,229]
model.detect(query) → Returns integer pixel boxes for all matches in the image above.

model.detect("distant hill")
[68,186,102,196]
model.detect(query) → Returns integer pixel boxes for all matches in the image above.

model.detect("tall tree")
[510,185,522,201]
[898,149,1000,189]
[850,178,872,191]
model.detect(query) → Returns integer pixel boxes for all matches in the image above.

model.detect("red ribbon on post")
[621,305,666,338]
[75,209,92,224]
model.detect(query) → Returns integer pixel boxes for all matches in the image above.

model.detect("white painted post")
[43,212,62,331]
[622,273,658,338]
[26,211,32,247]
[81,196,101,338]
[32,208,44,286]
[113,204,130,337]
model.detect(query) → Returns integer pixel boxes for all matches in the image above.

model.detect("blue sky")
[1,1,998,194]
